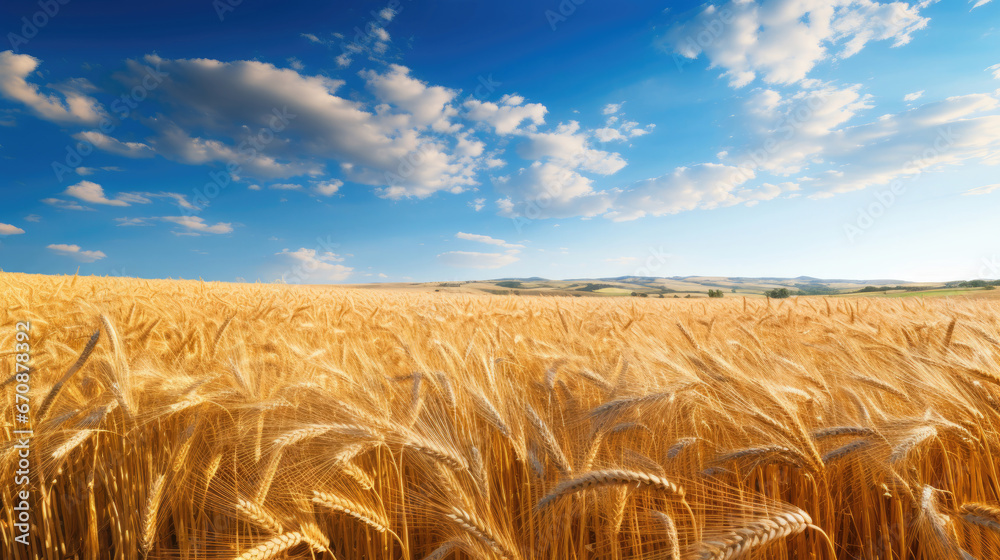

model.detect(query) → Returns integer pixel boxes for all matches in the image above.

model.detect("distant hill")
[344,275,999,299]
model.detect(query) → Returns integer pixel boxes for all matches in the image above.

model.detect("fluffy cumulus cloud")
[724,82,874,175]
[495,161,615,219]
[0,51,105,124]
[314,180,343,196]
[0,223,25,235]
[275,248,353,282]
[111,55,489,198]
[594,89,1000,219]
[361,64,459,131]
[47,244,106,262]
[664,0,931,87]
[464,94,547,135]
[436,250,520,269]
[517,121,626,175]
[64,181,133,206]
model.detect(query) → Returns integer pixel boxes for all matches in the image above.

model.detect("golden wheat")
[3,271,1000,559]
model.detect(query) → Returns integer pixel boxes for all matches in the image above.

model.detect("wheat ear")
[237,497,283,533]
[233,532,305,560]
[649,510,681,560]
[960,503,1000,534]
[697,509,811,560]
[445,506,514,559]
[141,473,166,553]
[537,469,685,510]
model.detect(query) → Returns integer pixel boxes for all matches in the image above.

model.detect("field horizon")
[3,271,1000,559]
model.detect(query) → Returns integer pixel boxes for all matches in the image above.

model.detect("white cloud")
[456,232,524,249]
[0,51,105,124]
[248,184,262,191]
[115,217,152,226]
[989,63,1000,80]
[64,181,136,206]
[47,244,106,262]
[24,214,41,222]
[161,216,233,234]
[437,250,520,269]
[0,223,25,235]
[724,83,874,175]
[469,197,486,211]
[904,90,924,102]
[664,0,931,88]
[464,94,547,135]
[75,166,123,176]
[602,102,623,115]
[608,163,781,221]
[379,7,396,20]
[120,56,481,198]
[269,183,303,190]
[963,183,1000,196]
[302,33,321,43]
[73,131,155,158]
[42,198,92,211]
[495,161,614,219]
[361,64,459,131]
[808,93,1000,196]
[594,127,626,142]
[154,192,198,210]
[517,121,626,175]
[315,180,343,196]
[276,248,353,282]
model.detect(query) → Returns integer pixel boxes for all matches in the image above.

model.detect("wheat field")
[2,271,999,560]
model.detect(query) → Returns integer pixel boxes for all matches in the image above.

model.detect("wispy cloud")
[42,198,92,211]
[963,183,1000,196]
[456,232,524,249]
[161,216,233,235]
[47,243,106,262]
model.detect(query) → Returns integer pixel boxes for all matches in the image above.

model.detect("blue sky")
[1,0,999,283]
